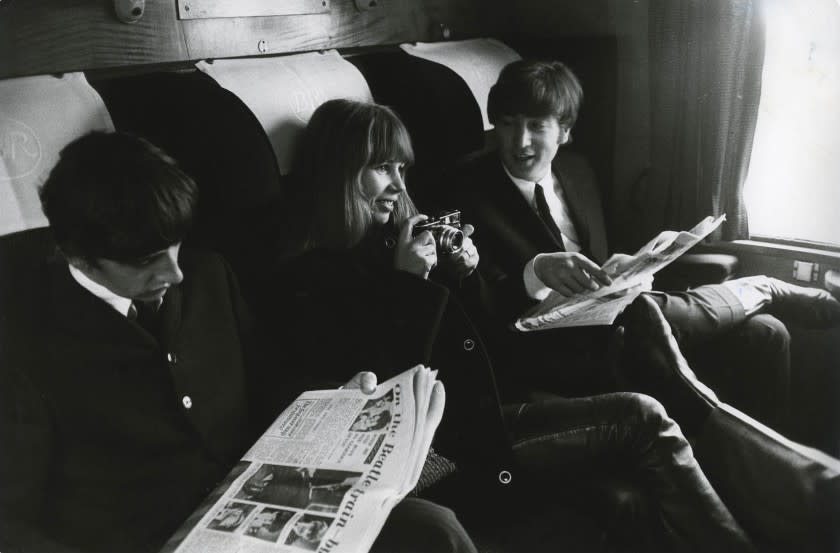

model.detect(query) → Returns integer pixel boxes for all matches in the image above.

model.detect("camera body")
[413,209,464,254]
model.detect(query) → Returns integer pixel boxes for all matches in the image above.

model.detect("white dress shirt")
[502,164,582,300]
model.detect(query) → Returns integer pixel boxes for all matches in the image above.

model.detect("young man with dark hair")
[456,58,840,429]
[446,59,840,551]
[0,131,477,553]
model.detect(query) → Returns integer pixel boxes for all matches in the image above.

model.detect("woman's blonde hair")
[291,99,418,251]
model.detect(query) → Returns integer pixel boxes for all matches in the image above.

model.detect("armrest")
[825,269,840,299]
[653,253,739,291]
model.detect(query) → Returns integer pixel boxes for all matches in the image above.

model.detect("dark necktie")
[534,184,566,249]
[131,300,161,338]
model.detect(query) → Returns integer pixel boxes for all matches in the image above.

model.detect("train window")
[743,0,840,247]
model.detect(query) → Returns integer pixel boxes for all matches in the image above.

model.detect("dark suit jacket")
[455,150,609,323]
[452,150,750,398]
[0,248,282,553]
[449,150,622,396]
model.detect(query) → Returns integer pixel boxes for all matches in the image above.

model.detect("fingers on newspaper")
[515,215,726,331]
[162,365,445,553]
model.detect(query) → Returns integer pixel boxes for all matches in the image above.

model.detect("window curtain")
[646,0,765,240]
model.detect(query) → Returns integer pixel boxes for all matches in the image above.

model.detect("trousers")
[653,286,791,431]
[497,284,792,431]
[371,497,477,553]
[504,393,755,552]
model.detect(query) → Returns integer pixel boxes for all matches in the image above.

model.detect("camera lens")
[437,227,464,254]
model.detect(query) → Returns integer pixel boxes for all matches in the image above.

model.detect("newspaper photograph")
[515,215,726,331]
[162,366,444,553]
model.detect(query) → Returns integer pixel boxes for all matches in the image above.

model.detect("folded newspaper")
[514,215,726,331]
[161,365,444,553]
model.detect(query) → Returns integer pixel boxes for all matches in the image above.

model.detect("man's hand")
[344,372,378,395]
[439,224,479,280]
[601,253,638,277]
[534,252,613,297]
[394,214,437,279]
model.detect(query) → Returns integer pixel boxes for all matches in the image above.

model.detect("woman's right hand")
[394,214,437,279]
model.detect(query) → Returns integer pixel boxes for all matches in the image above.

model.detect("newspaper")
[161,366,444,553]
[514,215,726,331]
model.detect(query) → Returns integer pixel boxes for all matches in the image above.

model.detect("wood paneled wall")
[0,0,504,79]
[1,0,647,251]
[0,0,189,78]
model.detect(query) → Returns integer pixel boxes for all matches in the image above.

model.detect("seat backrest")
[0,226,56,318]
[0,73,114,236]
[90,51,374,294]
[349,39,519,210]
[399,39,521,133]
[194,51,373,176]
[91,70,283,293]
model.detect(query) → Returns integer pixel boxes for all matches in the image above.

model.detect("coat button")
[182,395,193,409]
[462,338,475,351]
[498,470,512,484]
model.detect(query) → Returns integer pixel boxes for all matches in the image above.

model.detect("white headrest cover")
[0,73,114,235]
[401,39,521,131]
[197,50,373,175]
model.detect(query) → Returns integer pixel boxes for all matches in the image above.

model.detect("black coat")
[265,227,515,493]
[0,249,286,553]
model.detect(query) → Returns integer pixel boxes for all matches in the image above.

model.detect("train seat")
[349,39,516,209]
[0,73,115,309]
[653,251,740,290]
[89,50,372,294]
[190,50,373,177]
[0,73,114,237]
[89,68,281,295]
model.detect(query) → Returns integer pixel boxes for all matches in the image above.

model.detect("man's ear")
[66,255,99,273]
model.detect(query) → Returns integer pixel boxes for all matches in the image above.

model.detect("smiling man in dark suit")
[454,59,840,425]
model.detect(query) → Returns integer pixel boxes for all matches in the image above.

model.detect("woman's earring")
[560,128,572,145]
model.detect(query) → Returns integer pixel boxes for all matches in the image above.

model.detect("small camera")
[413,209,464,254]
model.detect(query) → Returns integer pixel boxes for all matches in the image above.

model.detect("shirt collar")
[67,264,133,317]
[502,163,556,199]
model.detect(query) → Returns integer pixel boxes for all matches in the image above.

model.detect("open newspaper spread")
[161,366,444,553]
[514,215,726,331]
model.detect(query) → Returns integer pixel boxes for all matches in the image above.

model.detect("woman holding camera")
[266,98,755,552]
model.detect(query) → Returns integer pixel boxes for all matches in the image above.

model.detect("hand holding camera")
[411,210,465,255]
[401,210,478,280]
[442,222,478,279]
[395,214,439,279]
